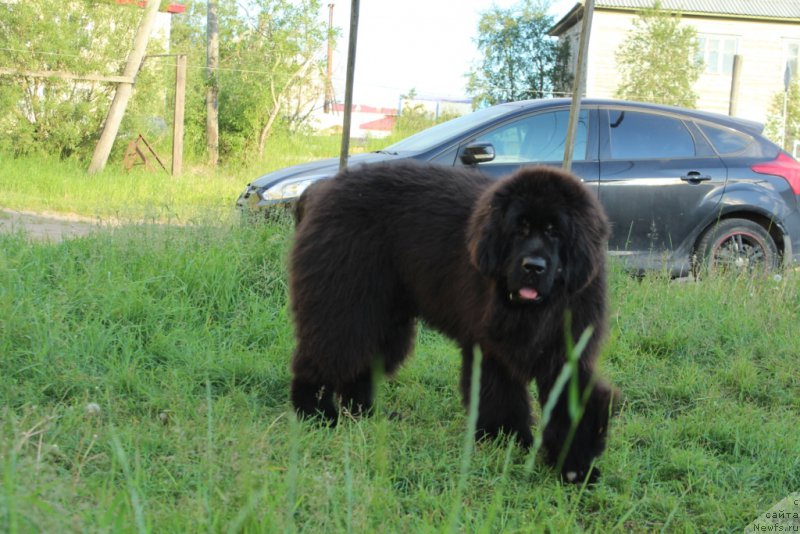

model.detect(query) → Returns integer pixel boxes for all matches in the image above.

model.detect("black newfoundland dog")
[289,160,615,483]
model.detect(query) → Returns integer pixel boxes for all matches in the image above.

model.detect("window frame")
[696,34,740,75]
[469,107,593,165]
[601,108,700,161]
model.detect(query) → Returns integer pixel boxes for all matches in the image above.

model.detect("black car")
[237,98,800,275]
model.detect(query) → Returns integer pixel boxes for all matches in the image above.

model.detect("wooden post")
[172,54,187,176]
[339,0,360,170]
[563,0,594,172]
[728,55,742,116]
[206,0,220,166]
[88,0,160,174]
[324,3,335,113]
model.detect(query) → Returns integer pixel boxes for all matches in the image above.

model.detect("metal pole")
[88,0,160,173]
[206,0,220,166]
[562,0,594,172]
[782,61,792,150]
[172,54,187,176]
[339,0,360,171]
[782,91,788,149]
[728,54,742,116]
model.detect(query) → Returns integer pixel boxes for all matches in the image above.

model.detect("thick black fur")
[289,160,615,483]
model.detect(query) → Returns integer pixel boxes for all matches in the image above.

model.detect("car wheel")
[694,218,780,276]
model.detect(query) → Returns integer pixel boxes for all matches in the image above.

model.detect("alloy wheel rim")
[712,231,767,272]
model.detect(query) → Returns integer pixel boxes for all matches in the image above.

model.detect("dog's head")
[467,166,609,302]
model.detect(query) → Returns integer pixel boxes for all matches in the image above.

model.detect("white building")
[549,0,800,124]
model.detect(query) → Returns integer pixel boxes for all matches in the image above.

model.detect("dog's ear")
[467,187,506,277]
[562,203,610,293]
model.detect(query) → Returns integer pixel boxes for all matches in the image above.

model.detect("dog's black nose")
[522,256,547,274]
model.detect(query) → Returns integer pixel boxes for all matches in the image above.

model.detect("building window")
[787,40,800,79]
[697,35,738,74]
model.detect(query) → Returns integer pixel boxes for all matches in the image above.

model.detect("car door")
[457,106,600,189]
[598,107,727,270]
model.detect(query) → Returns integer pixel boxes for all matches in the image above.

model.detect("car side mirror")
[460,142,495,165]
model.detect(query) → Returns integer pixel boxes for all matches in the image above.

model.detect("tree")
[764,80,800,152]
[614,2,703,107]
[467,0,571,107]
[171,0,327,160]
[0,1,164,159]
[390,89,459,140]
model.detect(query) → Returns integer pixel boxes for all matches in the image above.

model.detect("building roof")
[598,0,799,19]
[550,0,800,35]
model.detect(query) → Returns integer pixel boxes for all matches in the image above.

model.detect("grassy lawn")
[1,213,798,532]
[0,135,357,222]
[0,135,397,225]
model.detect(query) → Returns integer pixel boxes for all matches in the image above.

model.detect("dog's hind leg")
[380,314,416,376]
[338,310,415,416]
[290,373,338,424]
[338,367,374,416]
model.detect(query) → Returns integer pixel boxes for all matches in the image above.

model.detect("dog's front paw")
[561,464,600,485]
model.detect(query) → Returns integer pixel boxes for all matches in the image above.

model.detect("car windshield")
[383,104,520,152]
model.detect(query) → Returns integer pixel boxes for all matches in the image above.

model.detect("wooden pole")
[339,0,360,171]
[172,54,187,176]
[88,0,160,174]
[206,0,220,166]
[728,54,742,116]
[562,0,594,172]
[324,3,335,113]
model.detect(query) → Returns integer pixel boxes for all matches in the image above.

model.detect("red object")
[360,116,396,132]
[332,103,397,116]
[752,152,800,195]
[114,0,185,14]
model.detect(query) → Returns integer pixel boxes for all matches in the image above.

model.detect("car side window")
[697,122,753,155]
[608,110,695,159]
[474,109,588,163]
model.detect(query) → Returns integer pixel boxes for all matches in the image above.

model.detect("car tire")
[694,218,780,276]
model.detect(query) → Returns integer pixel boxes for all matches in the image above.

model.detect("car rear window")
[697,122,753,154]
[608,110,695,160]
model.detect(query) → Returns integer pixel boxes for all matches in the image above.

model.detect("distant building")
[310,97,472,139]
[313,103,399,138]
[549,0,800,123]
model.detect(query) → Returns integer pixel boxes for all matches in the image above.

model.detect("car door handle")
[680,171,712,183]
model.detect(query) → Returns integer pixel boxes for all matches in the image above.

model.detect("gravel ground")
[0,208,105,242]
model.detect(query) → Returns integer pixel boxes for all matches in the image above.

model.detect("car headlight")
[261,176,323,201]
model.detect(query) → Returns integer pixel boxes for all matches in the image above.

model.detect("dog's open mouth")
[510,287,542,303]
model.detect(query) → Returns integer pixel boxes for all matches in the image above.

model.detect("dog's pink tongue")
[519,287,539,300]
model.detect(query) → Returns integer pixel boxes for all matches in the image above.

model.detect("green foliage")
[171,0,328,162]
[0,1,165,159]
[614,1,703,107]
[0,218,798,530]
[467,0,571,107]
[764,80,800,152]
[0,0,329,165]
[387,89,460,141]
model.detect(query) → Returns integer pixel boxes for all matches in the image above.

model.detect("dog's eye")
[544,223,557,237]
[518,219,531,237]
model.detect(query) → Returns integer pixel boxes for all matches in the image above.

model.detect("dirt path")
[0,208,105,242]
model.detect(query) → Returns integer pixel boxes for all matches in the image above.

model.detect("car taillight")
[752,152,800,195]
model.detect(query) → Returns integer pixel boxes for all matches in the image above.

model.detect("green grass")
[0,133,385,222]
[1,215,799,532]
